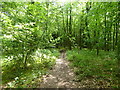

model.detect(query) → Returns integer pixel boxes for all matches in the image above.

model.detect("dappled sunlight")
[31,49,57,65]
[56,59,64,64]
[2,49,58,88]
[39,52,78,88]
[35,51,57,59]
[2,1,119,88]
[39,50,118,88]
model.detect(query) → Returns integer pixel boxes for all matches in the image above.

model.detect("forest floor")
[2,50,117,88]
[38,51,115,88]
[39,52,80,88]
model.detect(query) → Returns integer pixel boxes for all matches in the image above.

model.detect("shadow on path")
[39,52,79,88]
[39,52,114,88]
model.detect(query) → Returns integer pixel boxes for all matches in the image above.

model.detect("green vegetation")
[2,49,59,88]
[67,49,118,88]
[1,0,119,88]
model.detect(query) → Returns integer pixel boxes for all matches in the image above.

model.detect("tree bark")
[104,12,107,51]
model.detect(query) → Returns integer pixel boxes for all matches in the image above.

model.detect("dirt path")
[39,52,80,88]
[38,52,111,88]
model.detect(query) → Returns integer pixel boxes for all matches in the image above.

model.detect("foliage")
[2,49,59,88]
[1,1,119,88]
[66,49,118,88]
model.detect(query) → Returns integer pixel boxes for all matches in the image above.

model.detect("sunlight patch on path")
[39,52,79,88]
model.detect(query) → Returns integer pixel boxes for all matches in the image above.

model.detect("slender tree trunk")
[113,24,115,51]
[79,28,82,49]
[69,3,72,35]
[96,19,99,55]
[68,3,72,50]
[85,2,91,49]
[108,21,112,51]
[66,9,69,33]
[115,23,118,46]
[62,8,66,33]
[104,12,107,51]
[94,30,96,47]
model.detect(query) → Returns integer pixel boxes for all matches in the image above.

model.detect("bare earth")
[39,52,80,88]
[39,52,111,88]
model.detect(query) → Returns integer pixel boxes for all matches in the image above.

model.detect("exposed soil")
[39,52,80,88]
[39,52,113,88]
[1,52,116,88]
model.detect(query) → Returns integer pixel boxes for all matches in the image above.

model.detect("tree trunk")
[85,2,91,49]
[104,12,107,51]
[68,3,72,50]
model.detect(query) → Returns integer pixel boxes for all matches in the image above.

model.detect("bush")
[2,49,59,88]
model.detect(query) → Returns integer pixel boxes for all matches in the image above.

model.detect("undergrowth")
[2,49,59,88]
[66,48,118,88]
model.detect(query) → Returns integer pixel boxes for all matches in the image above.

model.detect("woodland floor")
[38,52,113,88]
[39,52,80,88]
[1,51,117,88]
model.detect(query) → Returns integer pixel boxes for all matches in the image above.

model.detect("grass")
[2,48,60,88]
[66,48,118,88]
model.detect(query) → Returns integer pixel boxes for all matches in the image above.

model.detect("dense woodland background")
[1,1,120,88]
